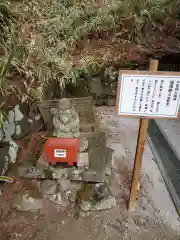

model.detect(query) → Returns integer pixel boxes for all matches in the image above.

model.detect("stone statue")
[51,98,80,138]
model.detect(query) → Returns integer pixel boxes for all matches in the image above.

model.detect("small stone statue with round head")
[51,98,80,138]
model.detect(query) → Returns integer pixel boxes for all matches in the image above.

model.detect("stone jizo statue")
[51,98,80,138]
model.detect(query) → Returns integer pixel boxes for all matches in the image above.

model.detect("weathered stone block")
[41,180,57,195]
[36,154,49,169]
[13,193,43,212]
[77,152,89,168]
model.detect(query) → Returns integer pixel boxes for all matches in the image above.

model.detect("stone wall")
[0,104,30,175]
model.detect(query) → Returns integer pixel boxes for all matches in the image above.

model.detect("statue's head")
[58,98,73,124]
[58,98,72,112]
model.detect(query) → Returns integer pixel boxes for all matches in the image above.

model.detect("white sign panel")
[54,149,66,158]
[117,72,180,118]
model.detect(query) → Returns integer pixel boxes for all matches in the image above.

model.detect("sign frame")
[116,70,180,119]
[118,59,175,212]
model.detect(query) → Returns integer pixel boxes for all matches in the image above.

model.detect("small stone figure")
[51,98,80,138]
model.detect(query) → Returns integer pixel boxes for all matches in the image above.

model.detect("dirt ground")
[0,106,180,240]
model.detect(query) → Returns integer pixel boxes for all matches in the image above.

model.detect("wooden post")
[128,58,159,211]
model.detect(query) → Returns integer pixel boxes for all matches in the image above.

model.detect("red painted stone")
[43,138,80,166]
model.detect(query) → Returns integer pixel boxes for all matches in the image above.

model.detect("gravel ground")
[0,106,180,240]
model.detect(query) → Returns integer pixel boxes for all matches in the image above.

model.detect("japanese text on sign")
[117,73,180,118]
[54,149,66,158]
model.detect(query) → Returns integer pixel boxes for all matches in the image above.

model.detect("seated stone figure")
[51,98,80,138]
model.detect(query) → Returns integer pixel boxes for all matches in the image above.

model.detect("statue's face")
[58,107,72,124]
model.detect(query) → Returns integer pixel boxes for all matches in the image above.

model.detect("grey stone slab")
[36,154,49,169]
[57,179,71,190]
[41,180,57,195]
[18,167,54,179]
[50,187,69,207]
[88,132,107,179]
[77,152,89,168]
[67,169,104,183]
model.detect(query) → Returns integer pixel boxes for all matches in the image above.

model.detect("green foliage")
[0,49,13,96]
[0,0,15,44]
[0,0,179,104]
[0,176,14,182]
[0,110,6,128]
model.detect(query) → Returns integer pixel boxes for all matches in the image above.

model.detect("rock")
[57,179,71,191]
[80,196,116,212]
[15,125,21,135]
[3,111,15,142]
[111,143,127,164]
[14,105,24,122]
[13,105,29,140]
[80,137,88,152]
[35,114,41,121]
[13,193,43,212]
[79,183,116,212]
[50,166,68,179]
[91,77,104,97]
[106,147,115,167]
[41,180,57,195]
[79,211,90,217]
[8,145,18,163]
[94,183,111,200]
[96,97,105,106]
[93,196,116,211]
[67,168,104,183]
[88,132,107,179]
[18,167,53,179]
[8,110,15,124]
[65,190,76,203]
[28,119,33,124]
[50,189,69,207]
[69,181,82,191]
[8,140,19,163]
[13,117,30,140]
[80,201,92,211]
[3,121,13,142]
[107,97,116,107]
[77,152,89,168]
[36,154,49,169]
[105,166,112,176]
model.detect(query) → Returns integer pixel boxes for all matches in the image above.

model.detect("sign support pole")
[128,58,159,211]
